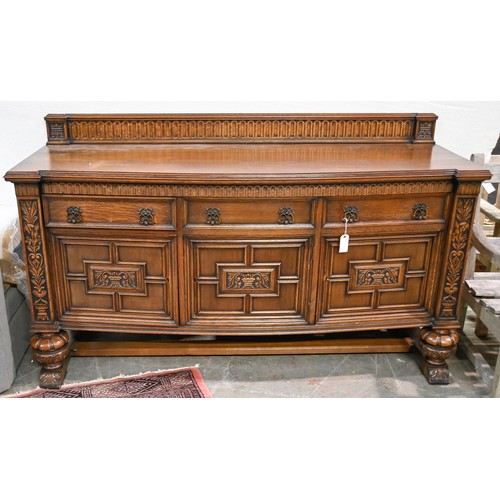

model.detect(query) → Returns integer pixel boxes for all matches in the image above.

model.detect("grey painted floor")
[3,312,498,398]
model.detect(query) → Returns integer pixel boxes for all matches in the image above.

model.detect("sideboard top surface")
[5,143,491,183]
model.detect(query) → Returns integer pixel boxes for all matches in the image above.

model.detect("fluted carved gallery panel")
[45,113,436,144]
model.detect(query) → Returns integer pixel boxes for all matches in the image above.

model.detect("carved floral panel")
[219,266,279,295]
[349,262,406,292]
[85,263,146,294]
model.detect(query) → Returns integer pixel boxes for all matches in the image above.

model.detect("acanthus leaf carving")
[438,198,474,318]
[20,200,51,322]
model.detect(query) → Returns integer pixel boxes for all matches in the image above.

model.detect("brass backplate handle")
[138,208,155,225]
[278,207,295,224]
[413,203,428,220]
[66,206,82,224]
[205,208,221,225]
[343,206,359,223]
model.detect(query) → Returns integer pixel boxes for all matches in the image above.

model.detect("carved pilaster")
[437,197,475,320]
[456,182,483,196]
[416,193,477,384]
[18,198,53,322]
[17,189,71,388]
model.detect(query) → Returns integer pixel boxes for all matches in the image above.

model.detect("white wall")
[1,101,499,209]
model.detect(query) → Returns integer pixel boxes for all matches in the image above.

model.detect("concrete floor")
[3,313,498,398]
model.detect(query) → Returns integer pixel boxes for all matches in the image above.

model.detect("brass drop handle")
[205,208,221,225]
[413,203,428,220]
[66,206,82,224]
[278,208,295,224]
[138,208,155,225]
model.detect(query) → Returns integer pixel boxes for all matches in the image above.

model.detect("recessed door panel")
[187,239,311,324]
[52,236,177,323]
[319,235,439,319]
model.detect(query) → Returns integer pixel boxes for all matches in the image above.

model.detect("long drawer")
[43,196,175,229]
[325,195,447,226]
[186,199,314,226]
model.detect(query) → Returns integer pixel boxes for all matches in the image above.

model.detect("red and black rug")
[11,368,212,398]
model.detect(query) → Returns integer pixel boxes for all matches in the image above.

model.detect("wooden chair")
[459,154,500,396]
[473,153,500,242]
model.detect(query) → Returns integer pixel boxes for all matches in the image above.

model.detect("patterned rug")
[11,368,212,398]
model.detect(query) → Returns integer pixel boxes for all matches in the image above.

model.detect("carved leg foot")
[417,328,459,385]
[31,330,71,389]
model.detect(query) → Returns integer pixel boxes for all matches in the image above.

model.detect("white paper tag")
[339,233,349,253]
[484,182,496,194]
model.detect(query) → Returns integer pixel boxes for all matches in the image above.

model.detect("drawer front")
[318,233,442,320]
[44,196,175,228]
[325,195,446,225]
[186,238,311,325]
[186,199,313,226]
[50,235,177,324]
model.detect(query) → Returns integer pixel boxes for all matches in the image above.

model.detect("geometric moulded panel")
[321,236,436,318]
[189,239,310,322]
[56,238,174,320]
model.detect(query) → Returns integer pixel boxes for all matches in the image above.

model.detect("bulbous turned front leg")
[31,330,71,389]
[417,328,459,384]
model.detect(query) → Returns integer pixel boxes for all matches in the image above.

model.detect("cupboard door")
[186,238,312,326]
[52,235,177,325]
[318,234,441,320]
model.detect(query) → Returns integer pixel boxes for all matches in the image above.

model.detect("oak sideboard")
[4,113,491,388]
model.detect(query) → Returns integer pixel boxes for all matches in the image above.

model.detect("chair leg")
[492,354,500,397]
[474,317,490,338]
[458,303,468,328]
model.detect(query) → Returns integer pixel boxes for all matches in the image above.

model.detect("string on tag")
[339,217,350,253]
